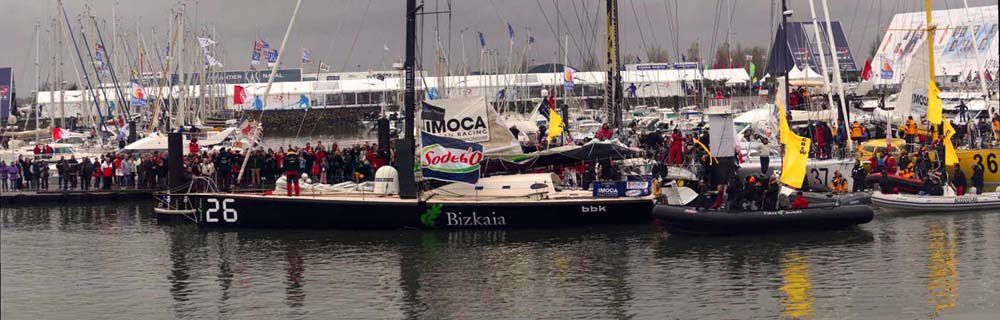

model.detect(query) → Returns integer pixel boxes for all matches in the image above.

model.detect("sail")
[419,96,520,154]
[895,40,930,124]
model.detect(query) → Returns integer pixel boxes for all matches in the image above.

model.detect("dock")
[1,189,157,205]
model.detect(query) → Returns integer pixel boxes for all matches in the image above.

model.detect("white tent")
[788,66,825,87]
[703,68,751,86]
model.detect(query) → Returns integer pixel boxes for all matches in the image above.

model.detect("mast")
[59,0,109,142]
[34,22,40,141]
[820,0,852,152]
[781,0,790,111]
[398,0,420,199]
[606,0,622,130]
[235,0,303,186]
[961,0,990,111]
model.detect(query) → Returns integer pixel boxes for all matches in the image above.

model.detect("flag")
[779,133,812,188]
[528,35,535,45]
[131,80,147,107]
[927,81,943,125]
[205,54,223,67]
[942,120,958,166]
[163,43,171,59]
[251,39,263,67]
[253,39,264,53]
[563,66,576,91]
[297,94,311,109]
[478,31,486,48]
[861,59,872,80]
[383,43,390,51]
[776,82,812,189]
[197,37,216,48]
[748,62,757,80]
[301,48,312,64]
[95,44,108,71]
[233,85,247,104]
[52,127,63,141]
[267,48,278,67]
[546,106,565,143]
[319,61,330,72]
[507,23,514,40]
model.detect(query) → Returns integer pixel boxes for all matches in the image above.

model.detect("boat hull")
[738,158,856,192]
[871,191,1000,213]
[179,193,655,229]
[652,204,874,235]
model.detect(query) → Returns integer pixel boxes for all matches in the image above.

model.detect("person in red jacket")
[791,191,809,209]
[189,138,200,154]
[595,123,614,140]
[668,129,684,165]
[884,154,898,175]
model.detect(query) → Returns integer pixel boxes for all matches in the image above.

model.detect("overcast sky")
[2,0,997,93]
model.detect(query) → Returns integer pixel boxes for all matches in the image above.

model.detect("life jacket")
[850,123,863,138]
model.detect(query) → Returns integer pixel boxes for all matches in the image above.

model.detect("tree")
[645,45,670,63]
[684,42,700,62]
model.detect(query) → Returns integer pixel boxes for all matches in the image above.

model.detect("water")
[2,202,998,319]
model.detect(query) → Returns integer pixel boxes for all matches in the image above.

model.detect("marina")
[2,0,999,318]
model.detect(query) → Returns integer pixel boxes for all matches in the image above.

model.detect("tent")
[788,66,825,87]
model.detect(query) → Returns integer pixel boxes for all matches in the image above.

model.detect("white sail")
[895,40,930,124]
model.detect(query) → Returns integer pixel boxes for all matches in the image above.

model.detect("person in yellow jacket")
[904,116,918,151]
[850,121,864,141]
[830,170,848,194]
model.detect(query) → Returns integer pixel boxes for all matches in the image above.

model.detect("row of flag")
[476,22,535,49]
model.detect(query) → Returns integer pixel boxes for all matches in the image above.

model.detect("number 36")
[205,198,237,222]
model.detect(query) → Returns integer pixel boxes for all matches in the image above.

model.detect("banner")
[267,49,278,67]
[131,80,147,106]
[420,132,484,184]
[0,67,11,121]
[420,96,492,142]
[871,5,999,84]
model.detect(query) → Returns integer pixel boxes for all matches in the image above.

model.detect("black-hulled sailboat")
[161,0,655,229]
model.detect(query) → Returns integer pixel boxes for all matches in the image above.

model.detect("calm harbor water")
[2,202,998,319]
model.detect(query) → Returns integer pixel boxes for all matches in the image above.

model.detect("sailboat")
[651,0,873,235]
[159,0,655,229]
[871,0,1000,213]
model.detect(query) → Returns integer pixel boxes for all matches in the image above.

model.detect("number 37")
[205,198,237,222]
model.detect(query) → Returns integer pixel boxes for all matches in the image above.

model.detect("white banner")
[420,96,492,143]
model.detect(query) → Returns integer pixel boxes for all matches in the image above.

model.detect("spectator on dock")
[1,160,8,192]
[9,160,21,191]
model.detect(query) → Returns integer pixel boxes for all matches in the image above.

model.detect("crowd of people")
[182,140,392,194]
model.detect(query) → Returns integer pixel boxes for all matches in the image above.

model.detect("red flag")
[234,85,247,104]
[861,59,872,81]
[240,122,254,136]
[52,127,63,141]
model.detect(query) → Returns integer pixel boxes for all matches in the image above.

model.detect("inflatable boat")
[864,173,925,194]
[652,204,875,235]
[871,191,1000,213]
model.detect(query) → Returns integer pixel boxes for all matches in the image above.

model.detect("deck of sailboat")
[185,190,654,204]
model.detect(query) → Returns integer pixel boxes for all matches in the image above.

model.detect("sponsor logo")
[445,211,507,226]
[954,197,979,204]
[424,116,489,138]
[421,204,444,227]
[422,145,484,171]
[582,205,607,213]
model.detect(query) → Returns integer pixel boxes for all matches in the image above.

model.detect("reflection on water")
[780,251,815,319]
[2,203,999,319]
[927,223,959,316]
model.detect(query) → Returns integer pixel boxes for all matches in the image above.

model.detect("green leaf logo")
[420,204,444,227]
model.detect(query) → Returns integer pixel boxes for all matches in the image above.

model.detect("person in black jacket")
[80,158,93,190]
[970,163,985,194]
[952,165,967,195]
[284,150,301,196]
